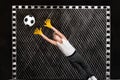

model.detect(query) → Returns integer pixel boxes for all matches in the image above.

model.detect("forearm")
[51,27,61,37]
[41,34,57,45]
[51,27,66,39]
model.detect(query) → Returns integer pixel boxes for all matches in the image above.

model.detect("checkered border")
[12,5,111,80]
[12,6,17,80]
[106,6,111,80]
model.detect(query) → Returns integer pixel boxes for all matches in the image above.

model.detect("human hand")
[34,27,43,35]
[44,19,53,29]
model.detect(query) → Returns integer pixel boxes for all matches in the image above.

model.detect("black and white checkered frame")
[106,6,111,80]
[12,5,111,80]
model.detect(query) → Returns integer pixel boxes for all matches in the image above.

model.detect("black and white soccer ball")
[23,15,35,27]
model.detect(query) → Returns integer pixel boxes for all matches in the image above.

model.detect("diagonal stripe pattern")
[13,6,109,80]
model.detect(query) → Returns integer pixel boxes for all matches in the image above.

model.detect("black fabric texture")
[67,50,94,78]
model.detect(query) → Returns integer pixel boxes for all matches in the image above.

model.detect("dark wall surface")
[16,9,106,80]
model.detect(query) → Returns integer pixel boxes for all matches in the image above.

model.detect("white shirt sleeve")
[56,39,76,56]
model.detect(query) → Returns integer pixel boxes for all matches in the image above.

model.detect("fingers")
[44,19,53,29]
[39,28,43,35]
[33,27,43,35]
[44,25,47,27]
[45,19,51,23]
[34,19,53,36]
[34,28,39,34]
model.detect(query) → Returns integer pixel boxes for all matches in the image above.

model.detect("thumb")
[44,25,47,27]
[40,28,42,31]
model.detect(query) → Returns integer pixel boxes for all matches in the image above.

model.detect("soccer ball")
[23,15,35,27]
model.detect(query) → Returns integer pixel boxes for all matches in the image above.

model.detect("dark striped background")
[16,9,106,80]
